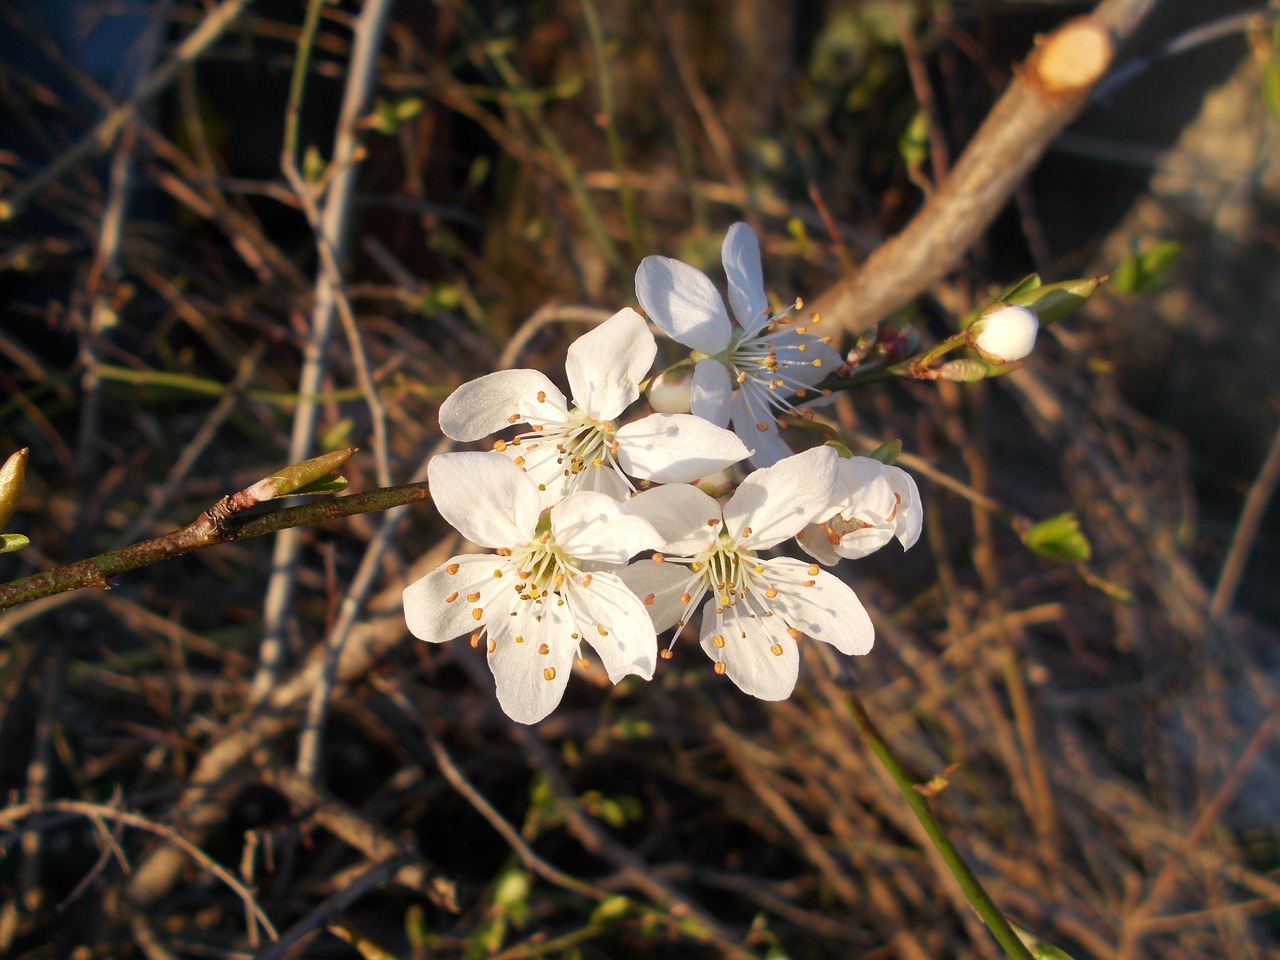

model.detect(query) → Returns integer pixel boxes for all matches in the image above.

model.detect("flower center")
[502,408,624,487]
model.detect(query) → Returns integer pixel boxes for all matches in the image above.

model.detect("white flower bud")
[972,304,1039,362]
[646,362,694,414]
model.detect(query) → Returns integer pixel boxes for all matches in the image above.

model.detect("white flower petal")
[568,574,658,683]
[623,483,721,554]
[690,358,733,427]
[721,222,770,335]
[403,554,503,643]
[615,413,749,484]
[701,605,799,700]
[834,524,897,560]
[730,401,793,468]
[551,491,660,565]
[635,255,732,354]
[763,557,874,656]
[486,597,577,724]
[428,452,540,547]
[887,466,923,550]
[795,522,841,566]
[565,308,656,421]
[438,369,567,441]
[618,558,699,633]
[724,445,837,548]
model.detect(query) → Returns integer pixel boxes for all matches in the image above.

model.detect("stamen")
[446,563,460,575]
[770,643,784,657]
[444,591,459,603]
[543,667,556,681]
[538,643,550,654]
[713,662,727,675]
[471,608,483,621]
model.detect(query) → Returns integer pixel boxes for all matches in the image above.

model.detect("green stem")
[844,691,1036,960]
[0,482,431,612]
[281,0,326,170]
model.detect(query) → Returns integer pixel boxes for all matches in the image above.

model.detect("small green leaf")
[1023,512,1092,563]
[868,439,902,464]
[998,273,1043,303]
[898,109,929,170]
[302,144,326,184]
[589,895,632,924]
[1112,240,1180,294]
[0,447,28,530]
[1007,276,1106,325]
[0,533,30,555]
[937,359,989,382]
[288,474,350,496]
[1011,920,1080,960]
[264,448,357,500]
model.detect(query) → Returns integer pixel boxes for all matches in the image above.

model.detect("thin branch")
[0,0,255,218]
[256,0,395,705]
[809,0,1157,334]
[1208,417,1280,623]
[0,482,431,613]
[843,692,1037,960]
[0,799,277,943]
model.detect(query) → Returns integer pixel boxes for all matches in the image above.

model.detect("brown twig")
[808,1,1152,334]
[0,481,431,612]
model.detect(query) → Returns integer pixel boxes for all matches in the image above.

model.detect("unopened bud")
[693,468,735,499]
[937,359,989,382]
[647,362,694,414]
[0,448,28,531]
[971,303,1038,362]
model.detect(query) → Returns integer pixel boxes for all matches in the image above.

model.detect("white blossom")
[635,223,843,467]
[403,452,662,724]
[620,446,874,700]
[972,303,1039,362]
[796,456,922,565]
[438,308,748,506]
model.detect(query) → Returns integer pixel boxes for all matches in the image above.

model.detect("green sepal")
[266,448,357,499]
[1007,276,1106,324]
[1022,512,1092,563]
[868,439,901,464]
[0,447,28,530]
[0,533,30,555]
[1264,59,1280,121]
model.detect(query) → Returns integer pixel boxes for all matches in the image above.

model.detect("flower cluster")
[404,224,922,723]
